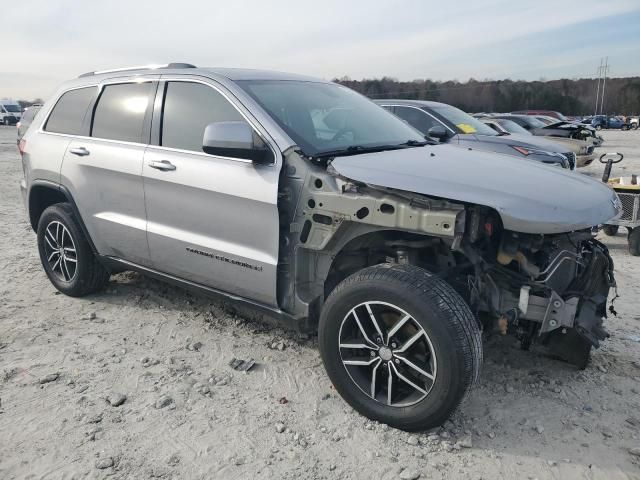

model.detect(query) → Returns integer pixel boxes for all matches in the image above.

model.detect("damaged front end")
[462,210,616,368]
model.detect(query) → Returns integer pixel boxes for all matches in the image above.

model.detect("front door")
[142,79,281,306]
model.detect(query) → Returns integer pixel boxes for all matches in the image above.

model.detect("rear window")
[44,87,95,135]
[92,82,153,143]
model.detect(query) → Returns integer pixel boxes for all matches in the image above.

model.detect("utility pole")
[600,57,609,117]
[594,58,603,116]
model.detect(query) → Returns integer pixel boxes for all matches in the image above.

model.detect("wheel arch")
[289,223,453,321]
[28,180,98,254]
[321,228,452,298]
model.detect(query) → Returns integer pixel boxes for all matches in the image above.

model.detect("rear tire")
[318,263,482,431]
[602,225,619,236]
[628,228,640,256]
[37,203,110,296]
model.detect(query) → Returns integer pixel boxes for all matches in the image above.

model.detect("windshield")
[429,104,498,136]
[3,104,21,113]
[495,119,531,135]
[237,80,425,156]
[513,116,546,129]
[535,116,557,125]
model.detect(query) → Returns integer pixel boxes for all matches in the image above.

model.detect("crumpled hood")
[331,144,620,234]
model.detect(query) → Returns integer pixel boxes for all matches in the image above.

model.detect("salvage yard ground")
[1,127,640,480]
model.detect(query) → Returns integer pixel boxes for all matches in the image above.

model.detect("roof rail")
[78,62,196,78]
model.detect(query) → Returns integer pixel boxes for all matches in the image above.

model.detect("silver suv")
[20,64,620,431]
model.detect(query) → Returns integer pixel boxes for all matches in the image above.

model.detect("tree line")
[334,76,640,116]
[16,76,640,116]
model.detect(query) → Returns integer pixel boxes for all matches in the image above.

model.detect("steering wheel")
[331,127,356,142]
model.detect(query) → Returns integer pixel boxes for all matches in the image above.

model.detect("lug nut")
[376,337,382,344]
[370,351,375,357]
[391,342,397,349]
[394,359,400,364]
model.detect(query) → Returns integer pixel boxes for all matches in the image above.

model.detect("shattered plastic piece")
[228,358,256,372]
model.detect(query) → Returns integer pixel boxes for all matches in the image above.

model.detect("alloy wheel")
[43,221,78,282]
[338,301,437,407]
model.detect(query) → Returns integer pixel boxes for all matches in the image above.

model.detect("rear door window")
[92,82,154,143]
[160,81,245,152]
[44,87,95,135]
[394,106,440,134]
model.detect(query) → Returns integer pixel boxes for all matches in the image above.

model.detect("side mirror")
[427,125,449,142]
[202,121,273,164]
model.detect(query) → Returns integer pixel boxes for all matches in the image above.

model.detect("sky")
[2,0,640,100]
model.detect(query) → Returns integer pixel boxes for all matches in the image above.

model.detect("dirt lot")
[1,127,639,480]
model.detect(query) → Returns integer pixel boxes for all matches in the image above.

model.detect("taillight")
[18,139,26,156]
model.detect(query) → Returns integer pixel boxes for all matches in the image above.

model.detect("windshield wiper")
[313,140,428,159]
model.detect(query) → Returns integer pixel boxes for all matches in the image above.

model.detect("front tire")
[318,264,482,431]
[602,225,619,236]
[37,203,110,296]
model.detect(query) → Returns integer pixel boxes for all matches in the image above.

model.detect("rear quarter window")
[44,87,95,135]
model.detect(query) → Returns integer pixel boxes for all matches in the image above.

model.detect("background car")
[490,113,603,147]
[477,114,596,167]
[376,100,575,168]
[590,115,631,130]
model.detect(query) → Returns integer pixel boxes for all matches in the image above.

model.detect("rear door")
[142,78,281,306]
[60,77,158,265]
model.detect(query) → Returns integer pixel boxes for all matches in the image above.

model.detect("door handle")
[148,160,177,171]
[69,147,90,157]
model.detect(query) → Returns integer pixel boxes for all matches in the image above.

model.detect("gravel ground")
[1,127,639,480]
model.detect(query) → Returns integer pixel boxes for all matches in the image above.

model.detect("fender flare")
[29,179,98,254]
